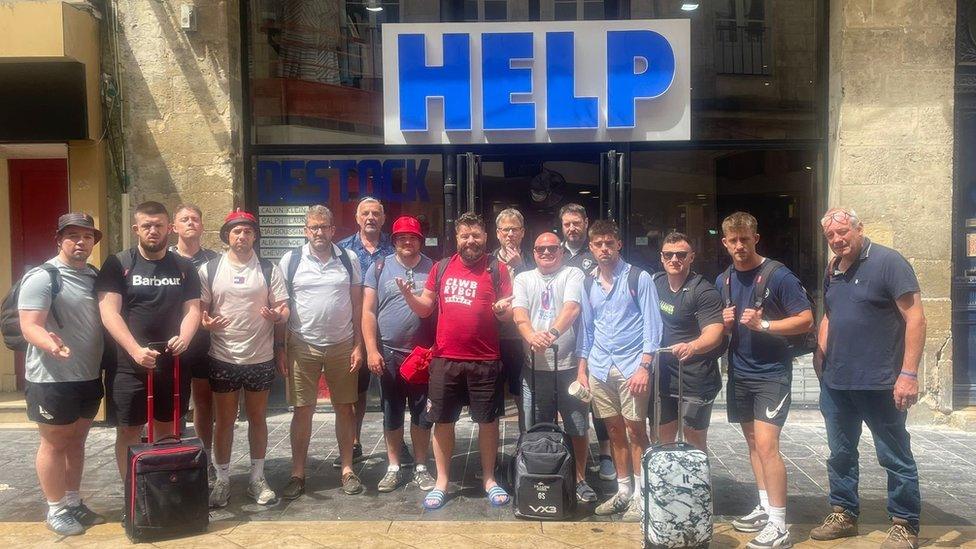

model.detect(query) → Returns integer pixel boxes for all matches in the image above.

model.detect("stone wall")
[827,0,957,419]
[116,0,241,248]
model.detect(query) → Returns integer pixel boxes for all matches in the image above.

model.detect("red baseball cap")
[391,216,423,240]
[220,208,260,243]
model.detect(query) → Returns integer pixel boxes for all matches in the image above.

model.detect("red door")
[8,159,70,389]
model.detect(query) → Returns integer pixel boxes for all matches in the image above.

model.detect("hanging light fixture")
[365,0,383,12]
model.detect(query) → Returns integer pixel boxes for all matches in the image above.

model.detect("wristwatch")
[760,320,771,332]
[548,327,560,338]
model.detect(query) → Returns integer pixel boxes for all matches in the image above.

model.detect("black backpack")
[1,265,64,352]
[284,243,355,297]
[721,259,816,357]
[582,264,645,309]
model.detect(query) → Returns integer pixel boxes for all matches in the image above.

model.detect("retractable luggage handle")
[529,344,558,427]
[146,353,181,444]
[652,347,677,444]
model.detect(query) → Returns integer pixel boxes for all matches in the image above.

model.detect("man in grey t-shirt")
[512,231,595,503]
[363,216,435,493]
[18,213,105,535]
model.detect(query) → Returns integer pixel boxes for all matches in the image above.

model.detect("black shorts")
[651,370,719,432]
[358,362,372,394]
[25,379,103,425]
[727,374,792,427]
[427,358,504,424]
[379,347,432,431]
[499,338,525,396]
[107,361,191,427]
[183,334,213,379]
[209,358,276,393]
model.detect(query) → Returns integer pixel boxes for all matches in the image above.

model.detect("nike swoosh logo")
[765,393,790,419]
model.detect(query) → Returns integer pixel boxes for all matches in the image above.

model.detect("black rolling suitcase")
[642,348,713,548]
[511,345,577,520]
[124,354,209,542]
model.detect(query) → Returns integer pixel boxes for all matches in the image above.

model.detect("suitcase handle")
[528,344,558,428]
[146,352,181,444]
[652,347,673,444]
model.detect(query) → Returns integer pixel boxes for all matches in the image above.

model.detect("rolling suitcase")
[642,348,713,548]
[511,345,577,520]
[124,354,209,542]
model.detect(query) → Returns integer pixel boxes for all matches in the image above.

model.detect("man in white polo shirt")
[277,205,364,499]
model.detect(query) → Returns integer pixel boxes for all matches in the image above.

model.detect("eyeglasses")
[534,245,560,255]
[498,227,523,234]
[821,209,859,226]
[306,224,334,233]
[661,251,690,260]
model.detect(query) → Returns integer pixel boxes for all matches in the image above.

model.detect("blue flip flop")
[487,485,510,507]
[423,489,447,510]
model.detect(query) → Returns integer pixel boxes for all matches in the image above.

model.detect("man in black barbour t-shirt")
[96,201,202,480]
[651,232,726,451]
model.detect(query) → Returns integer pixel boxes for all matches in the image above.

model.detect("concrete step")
[0,392,28,423]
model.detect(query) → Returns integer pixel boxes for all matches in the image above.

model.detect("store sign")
[382,20,690,145]
[256,159,431,205]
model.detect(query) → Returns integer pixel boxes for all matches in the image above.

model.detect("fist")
[722,306,736,330]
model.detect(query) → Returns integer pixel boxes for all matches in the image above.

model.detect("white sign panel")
[382,19,690,145]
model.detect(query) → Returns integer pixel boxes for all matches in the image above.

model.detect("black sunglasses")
[534,245,560,254]
[661,251,690,260]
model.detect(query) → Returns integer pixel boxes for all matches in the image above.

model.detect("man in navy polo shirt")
[810,208,925,549]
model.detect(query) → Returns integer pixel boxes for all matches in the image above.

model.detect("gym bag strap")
[582,263,643,310]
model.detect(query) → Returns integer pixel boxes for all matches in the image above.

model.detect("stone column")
[115,0,242,247]
[827,0,956,419]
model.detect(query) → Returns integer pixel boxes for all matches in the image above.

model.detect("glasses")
[821,209,859,226]
[534,245,560,255]
[498,226,523,234]
[306,224,334,233]
[661,251,690,260]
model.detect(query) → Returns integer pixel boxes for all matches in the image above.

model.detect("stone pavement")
[0,411,974,546]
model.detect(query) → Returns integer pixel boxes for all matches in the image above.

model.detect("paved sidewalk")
[0,411,974,545]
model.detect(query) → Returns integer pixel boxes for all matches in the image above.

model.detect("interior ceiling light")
[365,0,383,12]
[579,190,592,195]
[681,3,700,11]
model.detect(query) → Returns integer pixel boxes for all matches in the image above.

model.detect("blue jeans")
[819,384,921,531]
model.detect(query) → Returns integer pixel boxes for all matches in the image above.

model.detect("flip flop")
[423,489,447,510]
[487,485,510,507]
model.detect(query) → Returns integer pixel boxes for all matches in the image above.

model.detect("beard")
[460,244,484,263]
[141,239,167,253]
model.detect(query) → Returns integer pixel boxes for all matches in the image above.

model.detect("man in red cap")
[201,209,289,508]
[362,216,436,492]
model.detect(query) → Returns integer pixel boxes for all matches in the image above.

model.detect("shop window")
[715,0,772,75]
[550,0,605,20]
[463,0,508,21]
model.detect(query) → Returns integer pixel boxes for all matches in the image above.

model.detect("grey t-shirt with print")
[18,258,103,383]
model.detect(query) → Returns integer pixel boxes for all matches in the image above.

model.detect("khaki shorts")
[286,334,358,407]
[590,366,649,422]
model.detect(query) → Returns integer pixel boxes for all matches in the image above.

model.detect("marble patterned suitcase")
[642,348,713,548]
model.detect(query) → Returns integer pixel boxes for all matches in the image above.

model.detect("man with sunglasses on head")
[512,232,596,503]
[652,232,726,451]
[362,216,436,493]
[339,197,395,469]
[810,208,924,549]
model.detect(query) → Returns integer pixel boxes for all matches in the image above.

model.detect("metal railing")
[714,354,821,407]
[715,23,772,76]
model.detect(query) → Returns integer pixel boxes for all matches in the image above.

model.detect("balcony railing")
[715,23,772,76]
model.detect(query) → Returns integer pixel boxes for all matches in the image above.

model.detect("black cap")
[57,212,102,243]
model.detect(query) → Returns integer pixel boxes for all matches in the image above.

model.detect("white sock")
[64,490,81,508]
[768,505,787,530]
[415,464,428,473]
[250,458,265,482]
[216,462,230,483]
[47,498,67,519]
[633,475,644,497]
[616,476,633,498]
[387,463,400,472]
[758,489,769,510]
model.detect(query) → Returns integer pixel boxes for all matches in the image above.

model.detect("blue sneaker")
[598,454,615,481]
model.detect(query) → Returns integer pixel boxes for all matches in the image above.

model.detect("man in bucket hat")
[362,216,436,492]
[202,209,289,508]
[18,213,105,535]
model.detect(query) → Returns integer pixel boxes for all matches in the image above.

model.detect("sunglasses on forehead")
[661,251,689,260]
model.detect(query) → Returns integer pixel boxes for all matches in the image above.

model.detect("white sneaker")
[247,477,277,505]
[623,491,644,522]
[733,505,770,532]
[209,478,230,508]
[746,522,793,549]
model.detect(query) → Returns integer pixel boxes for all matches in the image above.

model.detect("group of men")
[18,198,925,549]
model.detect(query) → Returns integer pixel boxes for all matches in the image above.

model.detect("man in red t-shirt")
[397,212,514,510]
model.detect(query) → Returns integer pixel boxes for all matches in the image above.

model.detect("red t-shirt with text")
[425,254,512,361]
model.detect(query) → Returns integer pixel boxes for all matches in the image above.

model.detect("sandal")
[486,485,510,507]
[423,489,447,510]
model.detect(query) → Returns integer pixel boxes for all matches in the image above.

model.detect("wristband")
[899,371,917,379]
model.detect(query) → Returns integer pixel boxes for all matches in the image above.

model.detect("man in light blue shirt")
[576,219,663,518]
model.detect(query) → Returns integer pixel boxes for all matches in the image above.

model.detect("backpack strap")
[285,245,304,297]
[205,256,222,296]
[38,265,63,329]
[583,274,594,298]
[627,265,644,310]
[258,257,274,290]
[721,264,734,308]
[486,255,502,295]
[333,243,355,283]
[433,258,451,293]
[752,259,784,310]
